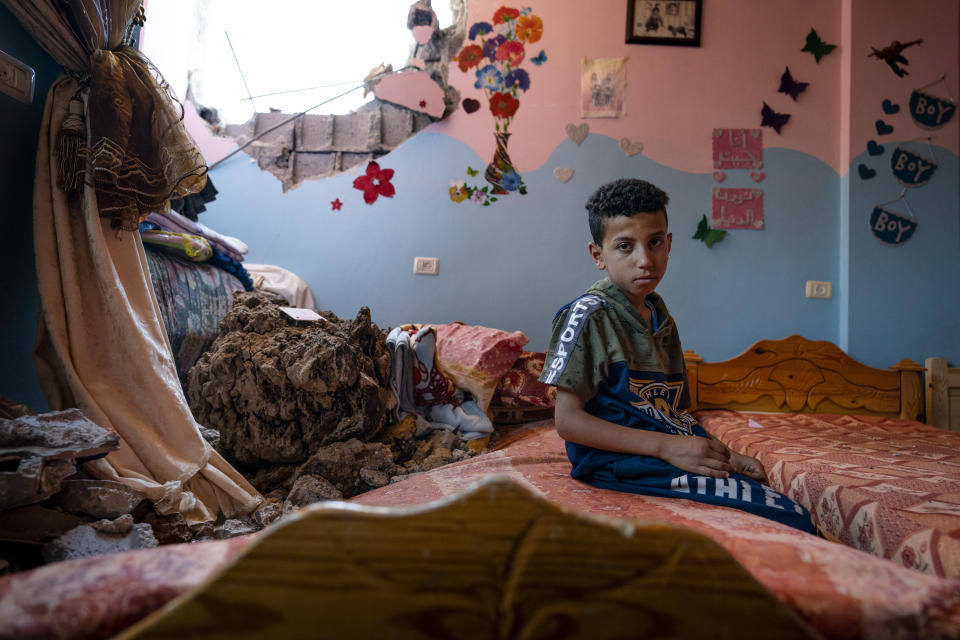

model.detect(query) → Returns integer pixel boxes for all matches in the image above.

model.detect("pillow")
[432,323,528,412]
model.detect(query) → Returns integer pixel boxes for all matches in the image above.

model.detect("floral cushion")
[491,351,556,409]
[432,323,528,411]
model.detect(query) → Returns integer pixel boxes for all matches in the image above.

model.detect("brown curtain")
[3,0,261,523]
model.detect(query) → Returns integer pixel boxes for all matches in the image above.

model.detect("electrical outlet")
[413,256,439,275]
[0,49,34,104]
[805,280,832,299]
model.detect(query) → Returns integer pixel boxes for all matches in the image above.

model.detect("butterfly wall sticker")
[802,28,836,63]
[778,67,808,101]
[466,166,479,177]
[531,50,547,66]
[693,214,727,248]
[761,102,791,134]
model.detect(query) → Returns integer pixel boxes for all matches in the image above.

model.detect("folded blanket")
[147,211,248,261]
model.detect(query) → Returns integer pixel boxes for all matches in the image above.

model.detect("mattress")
[697,410,960,578]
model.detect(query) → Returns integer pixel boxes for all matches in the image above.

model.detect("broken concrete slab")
[295,439,396,499]
[42,521,158,564]
[0,457,75,510]
[91,514,134,535]
[51,479,146,519]
[0,504,86,543]
[143,510,192,545]
[0,409,119,462]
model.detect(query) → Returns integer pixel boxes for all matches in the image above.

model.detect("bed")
[926,356,960,433]
[4,335,960,639]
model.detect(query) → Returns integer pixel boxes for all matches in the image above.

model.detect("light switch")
[805,280,832,299]
[0,49,35,105]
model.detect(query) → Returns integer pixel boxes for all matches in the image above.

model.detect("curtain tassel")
[56,94,86,193]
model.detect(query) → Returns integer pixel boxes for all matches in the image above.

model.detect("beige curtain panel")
[4,0,261,523]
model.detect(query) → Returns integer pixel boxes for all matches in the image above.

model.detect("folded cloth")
[148,210,249,260]
[387,325,493,440]
[386,327,418,418]
[244,264,316,309]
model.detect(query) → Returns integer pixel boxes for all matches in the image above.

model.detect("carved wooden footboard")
[116,477,818,639]
[684,335,923,420]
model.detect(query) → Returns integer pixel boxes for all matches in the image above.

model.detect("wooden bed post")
[893,359,924,422]
[925,357,949,429]
[684,349,703,410]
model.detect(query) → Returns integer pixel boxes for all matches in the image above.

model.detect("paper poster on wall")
[712,188,764,230]
[581,57,627,118]
[713,129,763,169]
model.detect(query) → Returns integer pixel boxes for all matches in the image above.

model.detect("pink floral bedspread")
[355,421,960,640]
[3,421,960,640]
[696,411,960,579]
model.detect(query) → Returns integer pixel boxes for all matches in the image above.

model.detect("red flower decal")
[493,6,520,24]
[331,198,343,210]
[419,99,427,108]
[456,44,484,72]
[353,161,396,205]
[495,40,525,65]
[489,91,519,118]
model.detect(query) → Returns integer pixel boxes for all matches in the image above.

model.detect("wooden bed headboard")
[925,356,960,431]
[683,335,924,421]
[117,477,818,639]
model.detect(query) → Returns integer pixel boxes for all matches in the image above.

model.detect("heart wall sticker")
[554,167,574,183]
[620,138,644,156]
[565,123,589,145]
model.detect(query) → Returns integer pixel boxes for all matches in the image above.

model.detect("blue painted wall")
[0,4,57,410]
[202,133,844,362]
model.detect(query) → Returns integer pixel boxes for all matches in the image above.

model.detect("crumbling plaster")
[212,0,466,190]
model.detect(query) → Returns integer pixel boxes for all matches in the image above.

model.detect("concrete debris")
[253,500,283,528]
[0,395,35,419]
[187,292,394,467]
[51,479,146,520]
[143,510,193,545]
[0,504,86,543]
[213,518,260,540]
[42,521,158,564]
[0,409,119,511]
[91,514,135,535]
[0,409,119,461]
[295,439,396,499]
[282,474,343,515]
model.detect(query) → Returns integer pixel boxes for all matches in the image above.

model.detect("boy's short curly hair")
[585,179,670,245]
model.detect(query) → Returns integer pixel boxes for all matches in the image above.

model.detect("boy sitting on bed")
[539,178,814,532]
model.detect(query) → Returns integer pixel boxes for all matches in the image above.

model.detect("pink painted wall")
[432,0,846,173]
[847,0,959,160]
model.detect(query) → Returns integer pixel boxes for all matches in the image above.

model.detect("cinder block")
[380,102,414,148]
[298,114,334,151]
[412,111,435,133]
[255,112,296,147]
[332,106,382,152]
[294,152,338,180]
[340,152,373,172]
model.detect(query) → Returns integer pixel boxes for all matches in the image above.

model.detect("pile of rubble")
[1,294,484,574]
[187,292,481,514]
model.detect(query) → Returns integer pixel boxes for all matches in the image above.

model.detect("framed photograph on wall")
[626,0,702,46]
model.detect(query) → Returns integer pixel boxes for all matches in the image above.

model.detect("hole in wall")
[142,0,466,189]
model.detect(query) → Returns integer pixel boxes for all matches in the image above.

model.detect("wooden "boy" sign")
[869,206,917,246]
[890,146,937,187]
[909,90,956,129]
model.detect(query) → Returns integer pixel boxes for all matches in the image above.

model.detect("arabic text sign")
[712,188,764,230]
[713,128,763,169]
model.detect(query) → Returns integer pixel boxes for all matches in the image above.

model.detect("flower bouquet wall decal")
[453,6,545,201]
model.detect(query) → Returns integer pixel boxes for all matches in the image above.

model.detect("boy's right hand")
[659,436,733,478]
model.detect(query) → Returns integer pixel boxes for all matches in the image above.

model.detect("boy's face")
[588,211,672,310]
